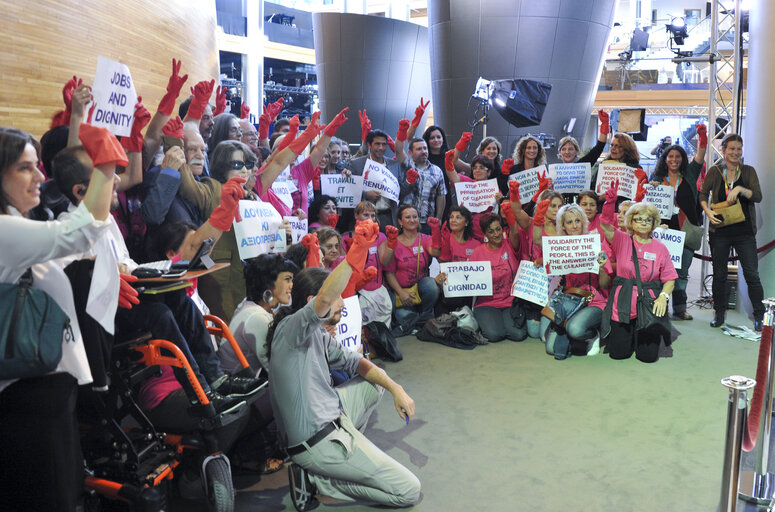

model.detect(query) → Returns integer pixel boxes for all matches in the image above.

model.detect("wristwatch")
[659,292,670,300]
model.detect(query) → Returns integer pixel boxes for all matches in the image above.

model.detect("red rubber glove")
[440,221,451,261]
[386,135,396,154]
[302,233,321,267]
[455,132,473,152]
[444,149,456,172]
[258,112,271,140]
[533,199,550,226]
[209,177,246,230]
[508,179,521,203]
[358,110,372,141]
[411,97,430,127]
[342,269,360,299]
[697,123,708,148]
[79,124,128,167]
[633,167,647,184]
[356,266,377,291]
[601,179,619,225]
[312,168,321,191]
[187,79,215,121]
[266,98,284,119]
[213,85,227,116]
[120,98,151,153]
[501,158,514,176]
[531,169,550,203]
[500,200,516,227]
[406,168,419,185]
[385,225,399,250]
[118,273,140,309]
[396,119,410,142]
[162,116,184,139]
[323,107,349,137]
[288,113,323,155]
[158,59,188,116]
[343,236,354,253]
[274,115,300,153]
[326,212,339,229]
[428,217,442,250]
[62,75,82,112]
[598,109,610,135]
[240,102,250,120]
[634,180,647,202]
[346,219,379,272]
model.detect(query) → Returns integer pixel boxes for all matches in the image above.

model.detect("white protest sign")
[454,179,498,213]
[548,163,591,194]
[439,261,492,297]
[541,234,602,275]
[643,184,675,220]
[278,166,298,193]
[511,261,550,306]
[283,216,308,244]
[652,227,685,268]
[271,178,294,209]
[509,165,546,204]
[90,56,139,137]
[362,159,399,203]
[321,173,364,209]
[335,295,362,351]
[595,162,639,199]
[233,200,286,260]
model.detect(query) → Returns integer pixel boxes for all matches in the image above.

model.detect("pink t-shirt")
[609,229,678,322]
[385,234,433,287]
[458,174,493,242]
[471,240,519,309]
[449,236,480,262]
[290,158,315,214]
[341,232,388,291]
[138,366,182,411]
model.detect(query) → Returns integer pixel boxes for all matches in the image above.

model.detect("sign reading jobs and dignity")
[362,159,399,203]
[643,184,676,220]
[542,234,601,275]
[511,261,550,306]
[548,163,591,194]
[335,295,362,351]
[233,200,286,260]
[509,165,546,204]
[321,173,364,209]
[91,56,139,137]
[652,227,685,268]
[454,179,498,213]
[595,163,639,199]
[439,261,492,298]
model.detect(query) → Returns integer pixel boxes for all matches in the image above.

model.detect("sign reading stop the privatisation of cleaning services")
[362,159,399,203]
[91,56,139,137]
[439,261,492,297]
[595,162,639,199]
[548,162,591,194]
[454,179,499,213]
[542,234,601,275]
[321,173,364,208]
[233,200,286,260]
[508,164,546,204]
[336,295,362,351]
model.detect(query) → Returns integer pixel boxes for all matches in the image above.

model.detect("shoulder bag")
[394,235,423,308]
[630,239,672,336]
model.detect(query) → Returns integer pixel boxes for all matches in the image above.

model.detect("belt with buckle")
[286,417,341,455]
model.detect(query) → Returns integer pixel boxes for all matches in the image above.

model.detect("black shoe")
[288,463,319,511]
[755,320,764,333]
[212,374,262,398]
[710,311,726,328]
[672,311,693,321]
[205,390,243,413]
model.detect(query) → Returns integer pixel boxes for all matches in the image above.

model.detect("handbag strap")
[414,234,421,280]
[5,268,33,359]
[629,237,646,299]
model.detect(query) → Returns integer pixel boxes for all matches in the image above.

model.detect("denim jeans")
[473,304,527,342]
[565,306,603,341]
[672,246,695,314]
[389,276,440,336]
[709,231,765,319]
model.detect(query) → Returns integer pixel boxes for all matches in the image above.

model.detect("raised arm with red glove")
[51,75,83,128]
[428,217,442,250]
[312,168,321,191]
[208,176,247,231]
[386,135,396,154]
[288,112,323,155]
[500,200,517,228]
[501,158,514,176]
[273,115,300,153]
[530,169,551,203]
[406,168,419,185]
[346,220,379,272]
[508,179,521,204]
[323,107,349,137]
[213,85,227,116]
[343,265,378,299]
[411,97,430,128]
[158,59,188,116]
[601,179,619,225]
[385,225,399,251]
[440,221,451,261]
[120,98,151,153]
[455,132,473,152]
[118,273,140,309]
[162,116,184,140]
[697,123,708,148]
[186,79,215,121]
[240,102,250,120]
[358,110,372,142]
[533,199,550,226]
[444,149,456,173]
[302,233,321,268]
[634,179,647,202]
[79,124,129,168]
[396,119,410,142]
[598,109,610,135]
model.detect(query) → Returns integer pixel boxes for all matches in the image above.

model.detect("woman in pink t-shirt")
[443,153,503,242]
[599,183,678,363]
[470,212,526,342]
[384,205,442,336]
[436,205,480,314]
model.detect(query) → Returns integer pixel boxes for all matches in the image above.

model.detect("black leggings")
[606,320,662,363]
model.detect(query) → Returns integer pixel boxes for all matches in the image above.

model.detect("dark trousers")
[709,231,765,319]
[606,320,661,363]
[0,373,83,511]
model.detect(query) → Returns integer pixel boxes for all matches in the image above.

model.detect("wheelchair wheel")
[202,454,234,512]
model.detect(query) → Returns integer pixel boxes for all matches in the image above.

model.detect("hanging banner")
[90,56,139,137]
[643,184,675,220]
[283,216,308,244]
[548,162,591,194]
[233,200,286,260]
[542,234,602,275]
[595,162,639,199]
[511,261,550,306]
[362,159,399,203]
[652,227,685,269]
[439,261,493,297]
[454,179,499,213]
[321,173,364,209]
[336,295,362,351]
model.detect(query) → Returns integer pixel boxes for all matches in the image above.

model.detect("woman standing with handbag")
[599,182,678,363]
[698,133,764,331]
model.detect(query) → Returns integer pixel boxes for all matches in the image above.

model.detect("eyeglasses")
[632,217,653,224]
[244,132,258,140]
[228,159,256,170]
[229,126,243,135]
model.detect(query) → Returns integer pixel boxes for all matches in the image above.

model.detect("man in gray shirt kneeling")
[267,220,421,511]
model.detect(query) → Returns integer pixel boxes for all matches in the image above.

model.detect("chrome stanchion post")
[721,375,756,512]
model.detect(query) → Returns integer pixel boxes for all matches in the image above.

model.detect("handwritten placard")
[233,200,286,259]
[336,295,362,351]
[439,261,492,297]
[595,162,639,199]
[362,159,399,203]
[511,261,550,306]
[320,173,364,209]
[509,164,546,204]
[283,216,308,243]
[454,179,498,213]
[541,234,601,275]
[91,56,139,137]
[271,178,294,209]
[652,227,685,268]
[548,163,591,194]
[643,184,675,220]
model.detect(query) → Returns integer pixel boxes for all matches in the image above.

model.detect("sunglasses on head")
[228,159,256,170]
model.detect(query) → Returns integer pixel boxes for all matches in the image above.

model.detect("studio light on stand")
[470,77,493,138]
[470,78,551,138]
[667,16,693,58]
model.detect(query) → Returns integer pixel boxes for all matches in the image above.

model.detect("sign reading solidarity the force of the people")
[652,227,685,268]
[336,295,362,351]
[548,163,592,194]
[511,261,550,306]
[439,261,493,298]
[542,234,602,275]
[91,56,139,137]
[320,173,364,208]
[454,179,499,213]
[362,159,399,203]
[282,216,308,244]
[233,200,286,260]
[643,184,676,220]
[595,162,639,199]
[509,165,546,204]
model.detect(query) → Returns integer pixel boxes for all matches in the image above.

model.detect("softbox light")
[490,79,552,128]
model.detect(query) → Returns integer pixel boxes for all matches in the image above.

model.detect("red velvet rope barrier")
[743,324,774,452]
[693,238,775,262]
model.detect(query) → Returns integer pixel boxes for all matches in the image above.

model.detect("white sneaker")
[586,332,601,356]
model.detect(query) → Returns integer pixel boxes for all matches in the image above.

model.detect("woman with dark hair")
[444,152,503,242]
[649,124,707,321]
[316,227,344,270]
[308,194,338,230]
[208,113,243,155]
[420,125,455,220]
[435,205,480,314]
[699,133,764,331]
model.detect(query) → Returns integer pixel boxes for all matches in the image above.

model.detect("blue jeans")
[473,305,527,342]
[709,231,765,319]
[565,306,603,340]
[672,246,694,314]
[390,277,440,336]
